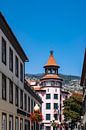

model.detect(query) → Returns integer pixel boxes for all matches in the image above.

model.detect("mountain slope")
[25,73,82,92]
[25,73,80,83]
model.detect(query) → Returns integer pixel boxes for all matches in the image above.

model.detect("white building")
[34,51,63,130]
[0,12,42,130]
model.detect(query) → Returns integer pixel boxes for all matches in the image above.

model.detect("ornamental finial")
[50,50,53,55]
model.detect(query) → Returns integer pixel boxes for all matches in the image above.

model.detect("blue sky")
[0,0,86,76]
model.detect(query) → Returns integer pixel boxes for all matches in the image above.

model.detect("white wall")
[39,86,61,123]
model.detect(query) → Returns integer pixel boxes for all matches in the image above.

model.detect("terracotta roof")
[44,51,59,67]
[61,90,69,94]
[41,74,62,80]
[34,88,41,91]
[34,88,46,91]
[34,85,41,90]
[34,86,46,91]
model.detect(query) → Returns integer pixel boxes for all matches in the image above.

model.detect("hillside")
[25,73,82,92]
[25,73,80,83]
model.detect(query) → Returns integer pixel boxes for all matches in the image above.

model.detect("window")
[9,47,13,72]
[54,103,58,109]
[46,126,51,130]
[24,120,30,130]
[54,94,58,99]
[46,103,51,109]
[20,63,23,82]
[46,94,51,99]
[54,114,58,120]
[65,95,68,99]
[52,69,56,74]
[9,115,13,130]
[40,106,42,112]
[46,81,51,86]
[24,94,27,111]
[46,114,50,120]
[47,89,49,92]
[31,99,33,112]
[15,117,19,130]
[56,82,60,86]
[2,37,6,65]
[55,89,57,92]
[2,113,7,130]
[47,69,51,74]
[20,90,23,109]
[15,56,19,77]
[36,122,39,130]
[28,96,30,113]
[15,86,18,106]
[40,124,44,130]
[51,81,55,86]
[9,80,13,104]
[20,118,23,130]
[53,127,57,130]
[2,74,6,100]
[34,101,35,107]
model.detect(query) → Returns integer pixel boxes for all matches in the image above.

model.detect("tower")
[40,51,63,130]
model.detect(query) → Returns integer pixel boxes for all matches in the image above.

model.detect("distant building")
[0,12,42,130]
[80,49,86,129]
[24,80,42,130]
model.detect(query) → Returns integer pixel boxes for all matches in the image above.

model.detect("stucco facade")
[37,87,61,130]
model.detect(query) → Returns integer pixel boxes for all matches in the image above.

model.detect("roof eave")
[0,12,29,62]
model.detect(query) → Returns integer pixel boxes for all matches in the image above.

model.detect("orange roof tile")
[44,51,59,67]
[34,86,46,91]
[34,87,41,91]
[41,74,62,80]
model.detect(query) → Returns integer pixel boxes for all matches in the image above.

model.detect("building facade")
[80,49,86,130]
[33,51,63,130]
[0,12,42,130]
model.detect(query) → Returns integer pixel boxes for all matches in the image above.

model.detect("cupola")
[44,50,60,75]
[40,51,62,87]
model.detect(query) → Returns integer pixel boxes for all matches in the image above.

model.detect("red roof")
[41,74,62,81]
[44,51,59,67]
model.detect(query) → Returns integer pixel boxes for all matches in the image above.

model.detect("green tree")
[63,92,83,122]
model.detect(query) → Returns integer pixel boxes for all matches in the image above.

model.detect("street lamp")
[33,104,41,130]
[50,117,58,130]
[80,116,84,130]
[81,116,83,120]
[52,117,55,122]
[34,104,40,112]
